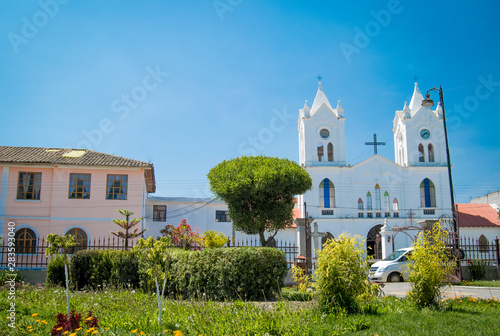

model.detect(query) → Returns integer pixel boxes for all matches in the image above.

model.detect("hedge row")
[163,247,288,301]
[46,247,288,301]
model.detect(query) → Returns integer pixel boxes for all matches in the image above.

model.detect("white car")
[368,247,413,283]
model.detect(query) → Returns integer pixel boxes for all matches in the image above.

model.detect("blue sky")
[1,0,499,203]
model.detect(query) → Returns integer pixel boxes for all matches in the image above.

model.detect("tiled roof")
[0,146,156,193]
[456,203,500,228]
[0,146,152,167]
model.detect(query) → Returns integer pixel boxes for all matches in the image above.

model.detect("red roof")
[456,203,500,228]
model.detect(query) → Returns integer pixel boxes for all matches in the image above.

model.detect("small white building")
[144,196,297,244]
[457,203,500,242]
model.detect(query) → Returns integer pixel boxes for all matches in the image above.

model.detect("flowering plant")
[160,219,204,250]
[50,310,99,335]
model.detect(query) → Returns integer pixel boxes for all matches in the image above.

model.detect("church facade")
[296,82,453,257]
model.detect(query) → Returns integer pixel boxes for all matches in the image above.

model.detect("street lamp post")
[422,86,458,234]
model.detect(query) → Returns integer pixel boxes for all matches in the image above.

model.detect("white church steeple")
[298,81,346,167]
[393,83,447,167]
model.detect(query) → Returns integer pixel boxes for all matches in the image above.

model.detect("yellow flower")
[76,328,82,331]
[35,320,40,322]
[41,320,48,324]
[86,316,93,321]
[140,332,145,335]
[63,331,69,335]
[163,330,170,333]
[92,331,98,335]
[174,330,182,336]
[57,327,63,331]
[131,330,138,334]
[31,313,38,317]
[70,333,77,336]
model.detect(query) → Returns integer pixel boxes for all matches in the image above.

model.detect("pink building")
[0,146,155,253]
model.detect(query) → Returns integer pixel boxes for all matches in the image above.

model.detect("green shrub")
[202,230,228,249]
[316,233,373,314]
[142,247,287,301]
[291,265,313,293]
[70,249,139,290]
[469,260,486,281]
[46,255,65,287]
[406,222,455,308]
[0,269,23,286]
[281,287,314,301]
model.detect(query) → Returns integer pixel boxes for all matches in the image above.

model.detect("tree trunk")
[63,253,70,315]
[125,213,129,250]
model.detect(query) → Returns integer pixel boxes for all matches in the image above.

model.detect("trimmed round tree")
[207,156,312,247]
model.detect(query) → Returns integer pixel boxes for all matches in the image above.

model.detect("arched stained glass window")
[420,178,436,208]
[319,178,335,208]
[384,191,390,211]
[357,198,364,210]
[374,184,381,210]
[366,192,372,210]
[393,198,399,212]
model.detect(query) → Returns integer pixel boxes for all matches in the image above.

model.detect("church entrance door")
[367,224,383,259]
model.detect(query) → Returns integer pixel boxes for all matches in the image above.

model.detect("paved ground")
[381,282,500,300]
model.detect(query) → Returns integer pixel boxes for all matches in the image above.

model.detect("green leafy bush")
[202,230,228,249]
[469,260,486,281]
[69,250,139,290]
[406,222,455,307]
[316,233,373,314]
[144,247,288,301]
[0,269,23,286]
[47,255,65,287]
[281,287,314,301]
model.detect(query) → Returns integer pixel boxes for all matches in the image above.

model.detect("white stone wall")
[470,191,500,205]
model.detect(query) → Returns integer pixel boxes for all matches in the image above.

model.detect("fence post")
[495,237,499,266]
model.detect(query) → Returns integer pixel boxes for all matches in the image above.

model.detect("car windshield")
[383,250,407,261]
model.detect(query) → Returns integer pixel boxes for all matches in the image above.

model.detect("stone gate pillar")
[380,219,393,259]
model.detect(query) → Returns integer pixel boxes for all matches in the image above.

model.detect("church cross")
[365,133,385,155]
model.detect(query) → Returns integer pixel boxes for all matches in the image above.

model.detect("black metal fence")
[459,236,500,266]
[0,236,298,270]
[227,238,298,268]
[0,236,139,270]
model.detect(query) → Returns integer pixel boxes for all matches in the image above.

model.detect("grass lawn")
[454,280,500,287]
[1,285,500,335]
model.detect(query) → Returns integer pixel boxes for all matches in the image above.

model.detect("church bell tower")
[393,83,447,167]
[298,82,346,167]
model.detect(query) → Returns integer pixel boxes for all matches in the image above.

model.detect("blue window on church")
[420,178,436,208]
[319,178,335,208]
[366,192,372,210]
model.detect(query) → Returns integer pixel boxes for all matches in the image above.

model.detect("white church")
[145,81,455,258]
[295,81,452,258]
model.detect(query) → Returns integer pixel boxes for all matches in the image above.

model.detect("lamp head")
[421,93,434,107]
